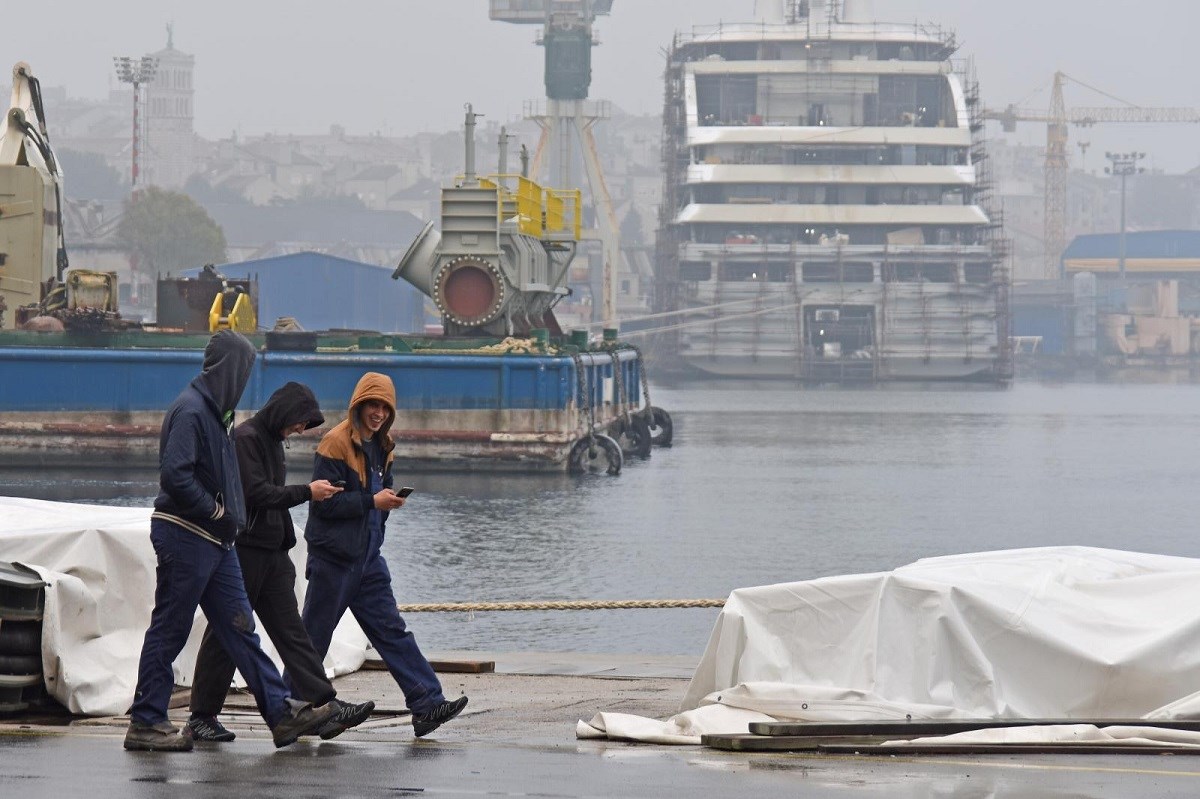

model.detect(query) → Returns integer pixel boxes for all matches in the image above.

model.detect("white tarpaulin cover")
[0,496,368,716]
[579,547,1200,744]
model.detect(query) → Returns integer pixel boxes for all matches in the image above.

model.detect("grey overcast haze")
[2,0,1199,171]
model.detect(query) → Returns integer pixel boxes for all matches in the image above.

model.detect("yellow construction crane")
[983,71,1200,279]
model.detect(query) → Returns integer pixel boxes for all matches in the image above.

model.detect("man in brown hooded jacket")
[301,372,467,738]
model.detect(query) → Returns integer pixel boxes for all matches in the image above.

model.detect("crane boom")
[1070,107,1200,125]
[984,71,1200,279]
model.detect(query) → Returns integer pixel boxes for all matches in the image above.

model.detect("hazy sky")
[3,1,1199,171]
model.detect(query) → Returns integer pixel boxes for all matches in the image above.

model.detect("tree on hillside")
[620,207,646,246]
[117,187,227,274]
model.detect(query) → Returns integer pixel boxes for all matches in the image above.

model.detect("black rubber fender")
[568,433,623,476]
[0,654,41,675]
[647,406,673,447]
[0,620,41,656]
[615,415,653,459]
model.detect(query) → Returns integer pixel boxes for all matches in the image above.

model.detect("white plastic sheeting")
[580,547,1200,744]
[0,496,367,716]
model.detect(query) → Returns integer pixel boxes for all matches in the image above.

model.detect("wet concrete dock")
[3,652,1200,798]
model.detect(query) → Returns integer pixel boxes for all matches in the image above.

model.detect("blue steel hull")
[0,346,645,472]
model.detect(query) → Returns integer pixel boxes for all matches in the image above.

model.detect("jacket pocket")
[307,522,367,562]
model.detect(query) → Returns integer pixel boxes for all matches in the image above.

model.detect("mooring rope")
[397,598,727,613]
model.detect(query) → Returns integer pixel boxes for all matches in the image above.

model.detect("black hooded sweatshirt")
[152,330,257,547]
[235,381,325,551]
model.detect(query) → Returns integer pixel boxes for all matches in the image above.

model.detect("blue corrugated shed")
[1062,230,1200,260]
[183,252,427,333]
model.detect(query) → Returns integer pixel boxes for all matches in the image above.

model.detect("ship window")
[923,263,957,282]
[964,264,992,284]
[883,262,920,282]
[680,262,712,281]
[802,263,838,283]
[883,262,957,282]
[842,263,875,282]
[802,263,875,283]
[719,264,765,281]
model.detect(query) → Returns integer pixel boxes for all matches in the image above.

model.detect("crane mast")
[984,71,1200,279]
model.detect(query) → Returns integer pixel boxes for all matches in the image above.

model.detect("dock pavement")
[3,651,1200,798]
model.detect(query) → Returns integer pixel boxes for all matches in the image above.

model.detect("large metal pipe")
[393,220,441,296]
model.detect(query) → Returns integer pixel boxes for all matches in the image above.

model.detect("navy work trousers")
[190,546,336,717]
[130,520,292,728]
[301,546,444,716]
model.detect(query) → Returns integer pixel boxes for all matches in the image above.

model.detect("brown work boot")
[272,698,338,748]
[124,721,194,752]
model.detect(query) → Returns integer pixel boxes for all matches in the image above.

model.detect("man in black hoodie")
[185,381,375,743]
[125,332,337,752]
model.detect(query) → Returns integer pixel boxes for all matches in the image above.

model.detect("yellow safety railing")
[466,174,580,242]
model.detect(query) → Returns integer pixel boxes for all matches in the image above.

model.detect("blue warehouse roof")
[1063,230,1200,260]
[183,251,428,334]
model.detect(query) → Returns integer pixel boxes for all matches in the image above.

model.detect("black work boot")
[412,696,468,738]
[315,698,377,740]
[124,721,194,752]
[184,715,236,742]
[272,698,338,748]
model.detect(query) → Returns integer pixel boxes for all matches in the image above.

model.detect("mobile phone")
[396,486,415,498]
[331,480,346,488]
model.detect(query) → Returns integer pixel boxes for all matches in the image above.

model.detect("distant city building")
[144,25,197,188]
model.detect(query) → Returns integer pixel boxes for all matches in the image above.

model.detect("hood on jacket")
[196,330,256,422]
[255,381,324,440]
[348,371,396,448]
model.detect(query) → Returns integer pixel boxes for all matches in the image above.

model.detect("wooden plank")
[750,718,1200,737]
[820,743,1200,756]
[703,733,915,752]
[430,660,495,674]
[363,658,496,674]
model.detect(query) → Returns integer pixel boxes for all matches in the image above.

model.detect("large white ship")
[656,0,1011,381]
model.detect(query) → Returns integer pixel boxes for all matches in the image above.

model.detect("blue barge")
[0,333,667,473]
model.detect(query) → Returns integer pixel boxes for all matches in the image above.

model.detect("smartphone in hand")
[331,480,346,488]
[396,486,415,498]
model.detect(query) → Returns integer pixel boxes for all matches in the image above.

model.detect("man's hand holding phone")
[309,479,344,502]
[374,488,407,510]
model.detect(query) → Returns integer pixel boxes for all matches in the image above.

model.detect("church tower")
[144,24,196,188]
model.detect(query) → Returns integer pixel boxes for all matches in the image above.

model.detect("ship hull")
[0,340,645,472]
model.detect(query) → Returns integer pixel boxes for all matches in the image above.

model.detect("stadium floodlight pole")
[1104,151,1146,286]
[112,55,159,196]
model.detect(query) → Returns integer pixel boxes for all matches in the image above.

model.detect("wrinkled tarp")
[579,547,1200,744]
[0,496,367,716]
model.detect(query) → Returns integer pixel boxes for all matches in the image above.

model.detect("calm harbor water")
[4,380,1200,656]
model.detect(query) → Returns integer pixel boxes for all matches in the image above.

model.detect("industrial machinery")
[0,62,68,329]
[394,105,581,337]
[488,0,624,327]
[984,72,1200,278]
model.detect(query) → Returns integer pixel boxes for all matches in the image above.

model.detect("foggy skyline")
[3,1,1199,172]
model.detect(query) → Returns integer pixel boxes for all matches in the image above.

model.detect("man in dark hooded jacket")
[185,381,375,743]
[125,332,337,752]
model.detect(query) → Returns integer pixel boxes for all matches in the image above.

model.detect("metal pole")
[463,103,478,185]
[1118,169,1127,284]
[131,79,140,193]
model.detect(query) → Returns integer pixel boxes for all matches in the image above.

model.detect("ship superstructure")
[657,0,1010,381]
